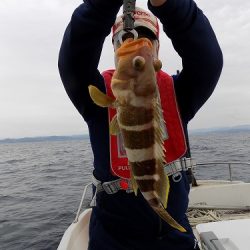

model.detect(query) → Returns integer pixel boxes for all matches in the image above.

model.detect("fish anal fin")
[163,175,170,208]
[155,166,170,209]
[88,85,115,107]
[130,172,138,196]
[110,115,120,135]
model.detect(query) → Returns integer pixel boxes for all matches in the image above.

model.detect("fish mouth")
[116,38,153,58]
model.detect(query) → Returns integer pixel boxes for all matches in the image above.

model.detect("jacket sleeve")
[148,0,223,123]
[58,0,122,121]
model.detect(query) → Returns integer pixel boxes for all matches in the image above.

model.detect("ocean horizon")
[1,124,250,143]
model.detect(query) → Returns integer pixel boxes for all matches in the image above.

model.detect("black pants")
[88,173,199,250]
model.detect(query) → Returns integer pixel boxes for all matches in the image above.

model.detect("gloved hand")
[149,0,167,6]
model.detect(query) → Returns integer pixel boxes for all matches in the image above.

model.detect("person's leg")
[88,210,129,250]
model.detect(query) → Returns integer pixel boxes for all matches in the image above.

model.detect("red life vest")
[102,69,187,179]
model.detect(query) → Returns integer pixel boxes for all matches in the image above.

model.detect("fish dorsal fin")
[110,115,120,135]
[88,85,115,107]
[153,95,166,164]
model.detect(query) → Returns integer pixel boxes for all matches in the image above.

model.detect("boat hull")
[57,209,92,250]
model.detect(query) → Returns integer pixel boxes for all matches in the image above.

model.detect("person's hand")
[149,0,167,7]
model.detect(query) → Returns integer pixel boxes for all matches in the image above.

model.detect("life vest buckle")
[172,172,182,183]
[120,179,134,193]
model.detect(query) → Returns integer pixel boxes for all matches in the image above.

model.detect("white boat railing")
[74,182,92,223]
[72,162,250,223]
[194,161,250,181]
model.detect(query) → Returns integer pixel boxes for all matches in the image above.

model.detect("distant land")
[0,134,89,144]
[0,125,250,143]
[189,124,250,135]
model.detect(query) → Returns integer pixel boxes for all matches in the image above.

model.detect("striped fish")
[88,38,186,232]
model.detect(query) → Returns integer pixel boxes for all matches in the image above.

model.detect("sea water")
[0,131,250,249]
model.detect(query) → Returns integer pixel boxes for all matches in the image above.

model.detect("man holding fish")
[58,0,223,249]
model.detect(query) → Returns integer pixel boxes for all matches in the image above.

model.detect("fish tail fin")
[154,205,187,233]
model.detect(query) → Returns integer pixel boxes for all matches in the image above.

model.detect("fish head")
[111,38,162,105]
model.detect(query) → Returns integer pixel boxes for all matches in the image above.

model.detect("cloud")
[0,0,250,138]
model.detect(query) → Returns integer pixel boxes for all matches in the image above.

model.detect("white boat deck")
[189,179,250,210]
[196,219,250,250]
[188,169,250,249]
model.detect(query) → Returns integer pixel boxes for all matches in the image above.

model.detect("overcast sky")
[0,0,250,139]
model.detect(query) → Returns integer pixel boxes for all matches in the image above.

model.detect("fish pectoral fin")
[88,85,115,107]
[130,173,138,196]
[110,115,120,135]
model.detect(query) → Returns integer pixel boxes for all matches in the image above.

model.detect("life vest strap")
[164,158,196,176]
[91,158,196,199]
[92,175,134,195]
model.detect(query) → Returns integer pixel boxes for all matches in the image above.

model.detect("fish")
[88,38,186,233]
